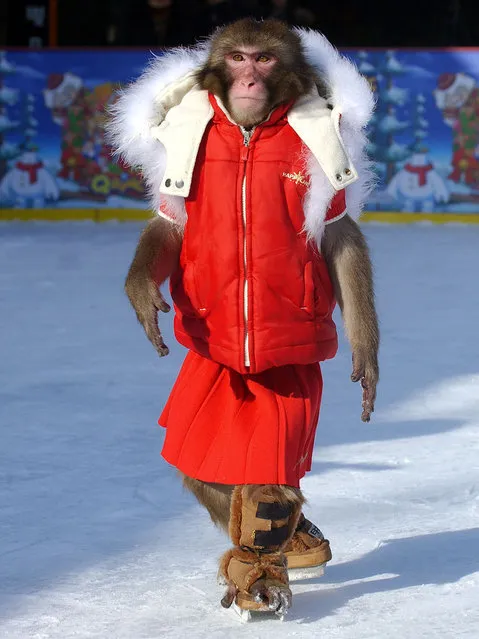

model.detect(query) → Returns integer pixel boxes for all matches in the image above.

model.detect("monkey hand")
[351,349,378,423]
[125,273,171,357]
[250,579,292,616]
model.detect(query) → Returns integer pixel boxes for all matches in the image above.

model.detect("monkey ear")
[153,71,201,124]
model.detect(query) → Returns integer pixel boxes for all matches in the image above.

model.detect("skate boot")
[219,485,303,621]
[285,513,332,581]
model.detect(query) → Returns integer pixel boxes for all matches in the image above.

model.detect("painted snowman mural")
[0,145,60,208]
[387,150,450,212]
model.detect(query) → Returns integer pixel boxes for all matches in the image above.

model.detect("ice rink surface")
[1,222,478,638]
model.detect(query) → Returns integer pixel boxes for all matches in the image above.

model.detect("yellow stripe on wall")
[1,209,479,224]
[0,208,154,222]
[362,212,479,224]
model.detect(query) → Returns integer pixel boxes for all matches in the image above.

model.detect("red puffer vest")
[169,95,339,374]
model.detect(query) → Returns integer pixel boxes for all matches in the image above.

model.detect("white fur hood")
[106,28,375,241]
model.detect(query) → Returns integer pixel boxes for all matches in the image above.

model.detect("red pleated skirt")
[158,351,323,487]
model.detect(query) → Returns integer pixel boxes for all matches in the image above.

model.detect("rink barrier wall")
[2,209,479,224]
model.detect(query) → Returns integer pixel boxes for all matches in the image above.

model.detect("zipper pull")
[240,126,254,147]
[240,127,254,160]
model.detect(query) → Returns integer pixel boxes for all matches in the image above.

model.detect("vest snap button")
[345,168,351,175]
[165,178,171,187]
[175,179,184,188]
[336,174,343,181]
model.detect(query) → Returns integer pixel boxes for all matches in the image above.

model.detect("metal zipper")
[240,127,254,368]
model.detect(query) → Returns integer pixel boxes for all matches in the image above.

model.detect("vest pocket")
[182,262,209,318]
[302,261,315,317]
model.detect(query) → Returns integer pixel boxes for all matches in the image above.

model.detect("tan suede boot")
[218,485,303,619]
[285,514,332,580]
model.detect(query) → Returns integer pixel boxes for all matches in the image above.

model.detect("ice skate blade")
[231,601,285,623]
[288,563,325,582]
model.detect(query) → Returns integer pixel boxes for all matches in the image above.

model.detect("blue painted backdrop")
[0,48,478,212]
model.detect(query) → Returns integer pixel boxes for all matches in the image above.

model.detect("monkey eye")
[257,54,272,63]
[232,54,244,62]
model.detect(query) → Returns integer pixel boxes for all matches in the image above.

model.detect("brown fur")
[181,473,233,532]
[286,533,310,553]
[228,484,304,549]
[182,477,305,548]
[244,559,288,591]
[218,548,235,582]
[322,215,380,421]
[126,215,183,286]
[228,485,243,542]
[181,425,305,612]
[124,216,183,357]
[196,18,327,123]
[219,546,288,599]
[242,484,304,508]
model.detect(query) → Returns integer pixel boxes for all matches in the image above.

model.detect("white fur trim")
[302,153,335,242]
[106,30,375,240]
[301,116,375,242]
[105,46,208,215]
[295,28,375,130]
[159,193,187,226]
[296,28,376,240]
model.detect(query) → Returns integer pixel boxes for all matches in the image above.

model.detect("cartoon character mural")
[433,72,479,187]
[387,149,450,212]
[2,48,479,215]
[42,71,145,201]
[43,72,89,182]
[0,143,59,207]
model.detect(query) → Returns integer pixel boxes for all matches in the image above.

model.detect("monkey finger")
[156,295,171,314]
[269,588,282,612]
[144,319,169,357]
[156,339,170,357]
[151,287,171,313]
[361,405,372,423]
[277,589,292,616]
[351,365,365,383]
[250,582,291,613]
[351,353,365,382]
[361,381,376,422]
[220,583,238,609]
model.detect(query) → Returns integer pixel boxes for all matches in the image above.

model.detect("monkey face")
[196,19,319,129]
[225,48,278,128]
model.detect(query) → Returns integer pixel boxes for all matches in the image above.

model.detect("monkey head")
[196,18,319,129]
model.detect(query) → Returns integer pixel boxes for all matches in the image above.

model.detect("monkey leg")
[219,484,304,616]
[180,473,232,532]
[181,473,331,580]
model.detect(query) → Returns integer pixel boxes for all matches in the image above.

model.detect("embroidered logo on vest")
[282,171,309,187]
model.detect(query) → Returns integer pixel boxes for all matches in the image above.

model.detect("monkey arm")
[125,216,183,357]
[321,214,379,422]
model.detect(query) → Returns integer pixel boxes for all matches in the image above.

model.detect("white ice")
[1,222,478,639]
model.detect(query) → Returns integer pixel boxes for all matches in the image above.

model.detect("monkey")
[108,18,379,617]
